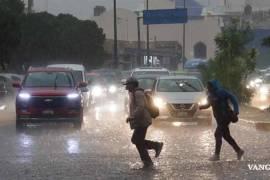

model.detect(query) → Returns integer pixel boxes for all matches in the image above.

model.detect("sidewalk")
[239,105,270,131]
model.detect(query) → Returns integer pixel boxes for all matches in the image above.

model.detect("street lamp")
[146,0,150,66]
[113,0,118,69]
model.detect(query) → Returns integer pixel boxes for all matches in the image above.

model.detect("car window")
[11,76,21,82]
[157,79,203,92]
[72,71,83,83]
[24,72,74,87]
[133,71,169,77]
[138,79,156,90]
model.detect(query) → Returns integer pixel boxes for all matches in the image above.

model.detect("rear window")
[132,71,169,77]
[24,72,74,87]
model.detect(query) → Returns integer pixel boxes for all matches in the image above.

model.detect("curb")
[240,118,270,131]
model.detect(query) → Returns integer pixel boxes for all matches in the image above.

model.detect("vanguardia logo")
[248,164,270,171]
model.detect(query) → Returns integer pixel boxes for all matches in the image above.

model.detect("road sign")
[143,8,188,25]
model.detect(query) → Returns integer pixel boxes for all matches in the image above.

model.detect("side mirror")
[12,82,21,88]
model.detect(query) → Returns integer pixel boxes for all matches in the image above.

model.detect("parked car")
[152,75,212,125]
[14,67,87,128]
[47,64,90,108]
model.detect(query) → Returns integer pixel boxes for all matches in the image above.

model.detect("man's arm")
[224,90,239,114]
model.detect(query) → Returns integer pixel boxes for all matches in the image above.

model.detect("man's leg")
[222,125,241,153]
[131,127,152,163]
[214,127,223,156]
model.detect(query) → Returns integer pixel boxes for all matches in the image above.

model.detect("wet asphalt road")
[0,103,269,180]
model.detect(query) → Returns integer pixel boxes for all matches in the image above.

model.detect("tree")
[200,19,257,103]
[262,37,270,47]
[0,0,24,71]
[14,12,105,70]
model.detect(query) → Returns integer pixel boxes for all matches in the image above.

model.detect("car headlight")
[92,86,103,97]
[67,93,80,99]
[0,105,6,111]
[18,92,31,100]
[153,97,166,109]
[109,85,117,94]
[198,98,208,106]
[259,87,269,95]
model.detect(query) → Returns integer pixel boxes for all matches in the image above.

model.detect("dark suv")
[14,67,87,128]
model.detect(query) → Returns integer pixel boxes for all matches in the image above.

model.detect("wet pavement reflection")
[0,100,269,179]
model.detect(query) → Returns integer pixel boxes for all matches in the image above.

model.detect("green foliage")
[16,12,106,69]
[0,0,106,71]
[200,19,257,103]
[0,0,24,70]
[262,37,270,46]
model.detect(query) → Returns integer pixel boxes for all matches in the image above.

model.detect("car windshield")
[133,71,169,77]
[138,78,156,90]
[24,72,74,87]
[72,71,83,83]
[157,79,203,92]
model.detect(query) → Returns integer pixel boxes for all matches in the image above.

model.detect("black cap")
[122,77,138,85]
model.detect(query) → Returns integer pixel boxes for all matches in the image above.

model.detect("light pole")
[113,0,118,69]
[146,0,150,66]
[137,16,143,66]
[182,0,186,70]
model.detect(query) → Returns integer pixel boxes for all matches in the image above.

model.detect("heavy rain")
[0,0,270,179]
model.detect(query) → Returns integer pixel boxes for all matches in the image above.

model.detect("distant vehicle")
[0,73,24,83]
[14,67,87,128]
[131,67,170,77]
[184,59,208,70]
[47,64,90,108]
[152,75,212,125]
[86,72,121,106]
[0,76,16,112]
[254,73,270,109]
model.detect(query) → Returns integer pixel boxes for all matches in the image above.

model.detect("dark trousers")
[131,127,159,162]
[214,123,241,155]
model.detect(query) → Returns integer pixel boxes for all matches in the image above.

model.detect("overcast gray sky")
[33,0,145,19]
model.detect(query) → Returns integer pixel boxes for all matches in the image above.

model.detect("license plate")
[177,112,187,117]
[42,110,54,115]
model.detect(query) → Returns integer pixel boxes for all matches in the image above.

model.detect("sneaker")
[237,149,244,160]
[209,154,220,161]
[155,142,164,158]
[143,160,154,168]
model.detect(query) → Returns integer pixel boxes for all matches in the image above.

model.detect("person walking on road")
[199,80,244,161]
[123,77,163,168]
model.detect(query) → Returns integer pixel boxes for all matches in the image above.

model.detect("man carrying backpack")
[123,77,163,168]
[199,80,244,161]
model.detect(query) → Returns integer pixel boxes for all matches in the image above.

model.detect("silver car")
[153,76,212,125]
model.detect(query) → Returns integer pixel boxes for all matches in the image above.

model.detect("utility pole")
[137,16,143,67]
[113,0,118,69]
[146,0,150,66]
[182,0,186,70]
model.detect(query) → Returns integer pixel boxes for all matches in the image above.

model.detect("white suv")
[131,67,170,77]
